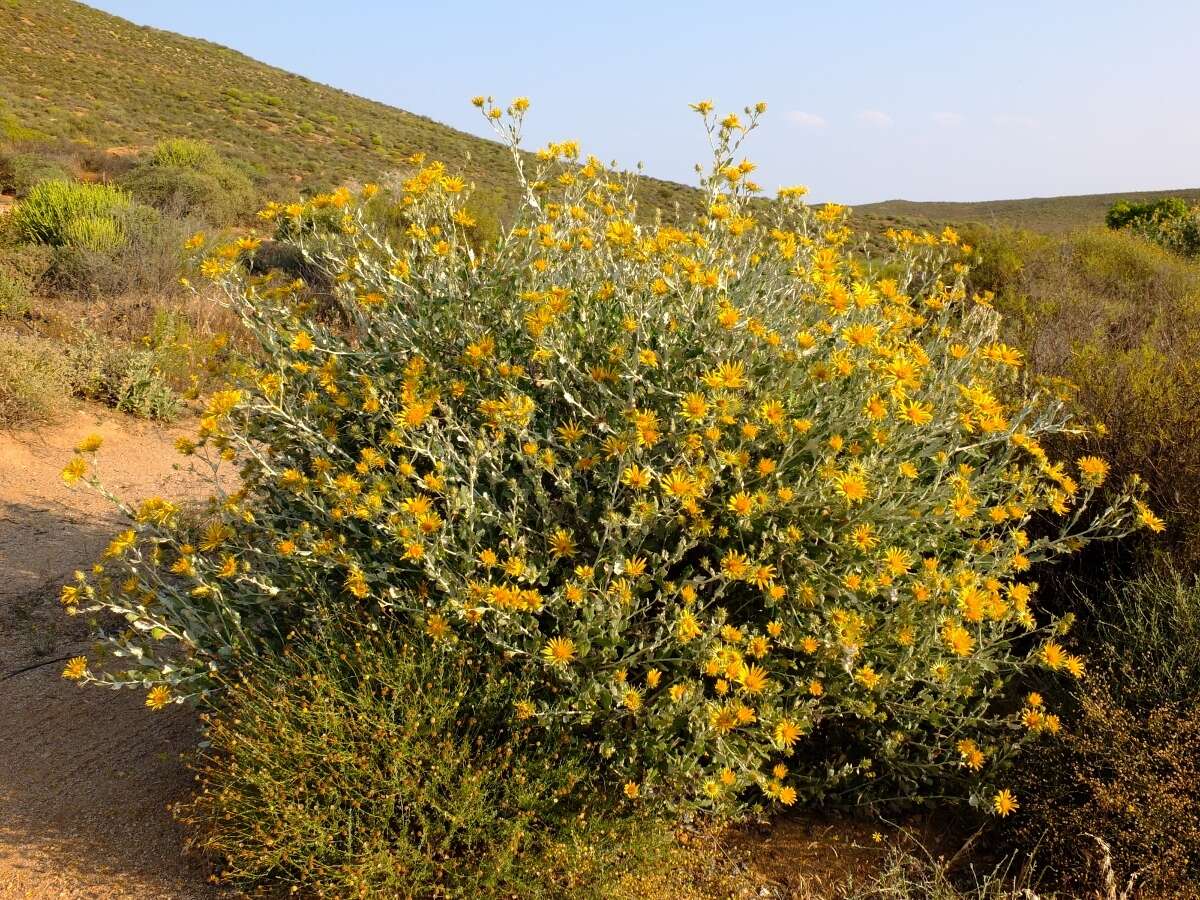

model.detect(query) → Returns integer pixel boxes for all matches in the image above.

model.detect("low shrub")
[965,225,1200,570]
[1106,196,1200,258]
[0,331,73,425]
[844,845,1041,899]
[9,179,133,247]
[177,614,677,898]
[1009,684,1200,897]
[0,267,31,318]
[0,148,72,198]
[61,213,126,253]
[46,204,191,298]
[65,103,1154,817]
[67,329,179,420]
[120,138,257,225]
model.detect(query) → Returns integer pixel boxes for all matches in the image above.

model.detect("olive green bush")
[0,147,71,198]
[120,138,257,225]
[1106,196,1200,258]
[65,103,1154,816]
[67,328,179,420]
[177,613,676,898]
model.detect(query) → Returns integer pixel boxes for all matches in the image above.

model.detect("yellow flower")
[75,434,103,453]
[727,491,755,518]
[549,528,577,559]
[145,685,172,710]
[1077,455,1109,486]
[623,781,640,799]
[62,657,89,680]
[774,718,802,749]
[542,636,577,667]
[992,789,1019,817]
[836,473,869,503]
[61,456,89,485]
[778,786,797,806]
[622,464,652,490]
[740,664,769,694]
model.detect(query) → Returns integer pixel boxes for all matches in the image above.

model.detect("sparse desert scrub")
[0,330,74,425]
[1001,568,1200,897]
[61,101,1159,825]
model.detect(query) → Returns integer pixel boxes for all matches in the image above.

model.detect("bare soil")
[0,406,224,899]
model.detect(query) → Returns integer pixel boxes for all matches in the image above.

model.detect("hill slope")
[1,0,1197,234]
[857,188,1200,234]
[0,0,694,213]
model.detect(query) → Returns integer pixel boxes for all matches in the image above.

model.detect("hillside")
[856,187,1200,234]
[0,0,696,214]
[2,0,1198,235]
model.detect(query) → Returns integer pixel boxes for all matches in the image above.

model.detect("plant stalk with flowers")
[60,97,1158,814]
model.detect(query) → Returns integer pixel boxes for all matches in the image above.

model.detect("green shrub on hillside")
[177,614,675,898]
[61,213,126,253]
[10,179,132,247]
[67,329,179,421]
[147,137,221,170]
[63,104,1154,818]
[1106,196,1200,257]
[120,138,257,224]
[0,268,31,319]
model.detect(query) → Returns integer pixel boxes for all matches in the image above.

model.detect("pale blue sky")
[90,1,1200,204]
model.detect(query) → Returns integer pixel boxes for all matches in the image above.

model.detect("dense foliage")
[1106,196,1200,257]
[63,103,1155,817]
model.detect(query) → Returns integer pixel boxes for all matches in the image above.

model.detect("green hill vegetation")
[3,0,1198,235]
[857,188,1200,234]
[0,0,697,216]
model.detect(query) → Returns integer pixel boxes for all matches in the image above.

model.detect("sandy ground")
[0,406,225,899]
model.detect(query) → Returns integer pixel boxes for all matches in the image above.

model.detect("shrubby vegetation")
[965,224,1200,568]
[120,138,257,225]
[178,612,679,898]
[62,102,1156,843]
[1106,196,1200,257]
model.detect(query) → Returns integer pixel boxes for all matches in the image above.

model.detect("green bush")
[176,614,675,898]
[120,138,256,224]
[66,105,1152,817]
[9,179,132,247]
[1083,568,1200,710]
[0,331,73,425]
[0,267,31,318]
[45,202,194,298]
[1106,196,1200,257]
[61,213,126,253]
[147,137,221,170]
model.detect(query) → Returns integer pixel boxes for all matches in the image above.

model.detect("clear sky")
[89,1,1200,204]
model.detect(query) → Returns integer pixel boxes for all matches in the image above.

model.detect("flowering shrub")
[61,99,1157,812]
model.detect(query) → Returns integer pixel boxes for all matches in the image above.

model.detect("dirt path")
[0,405,226,899]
